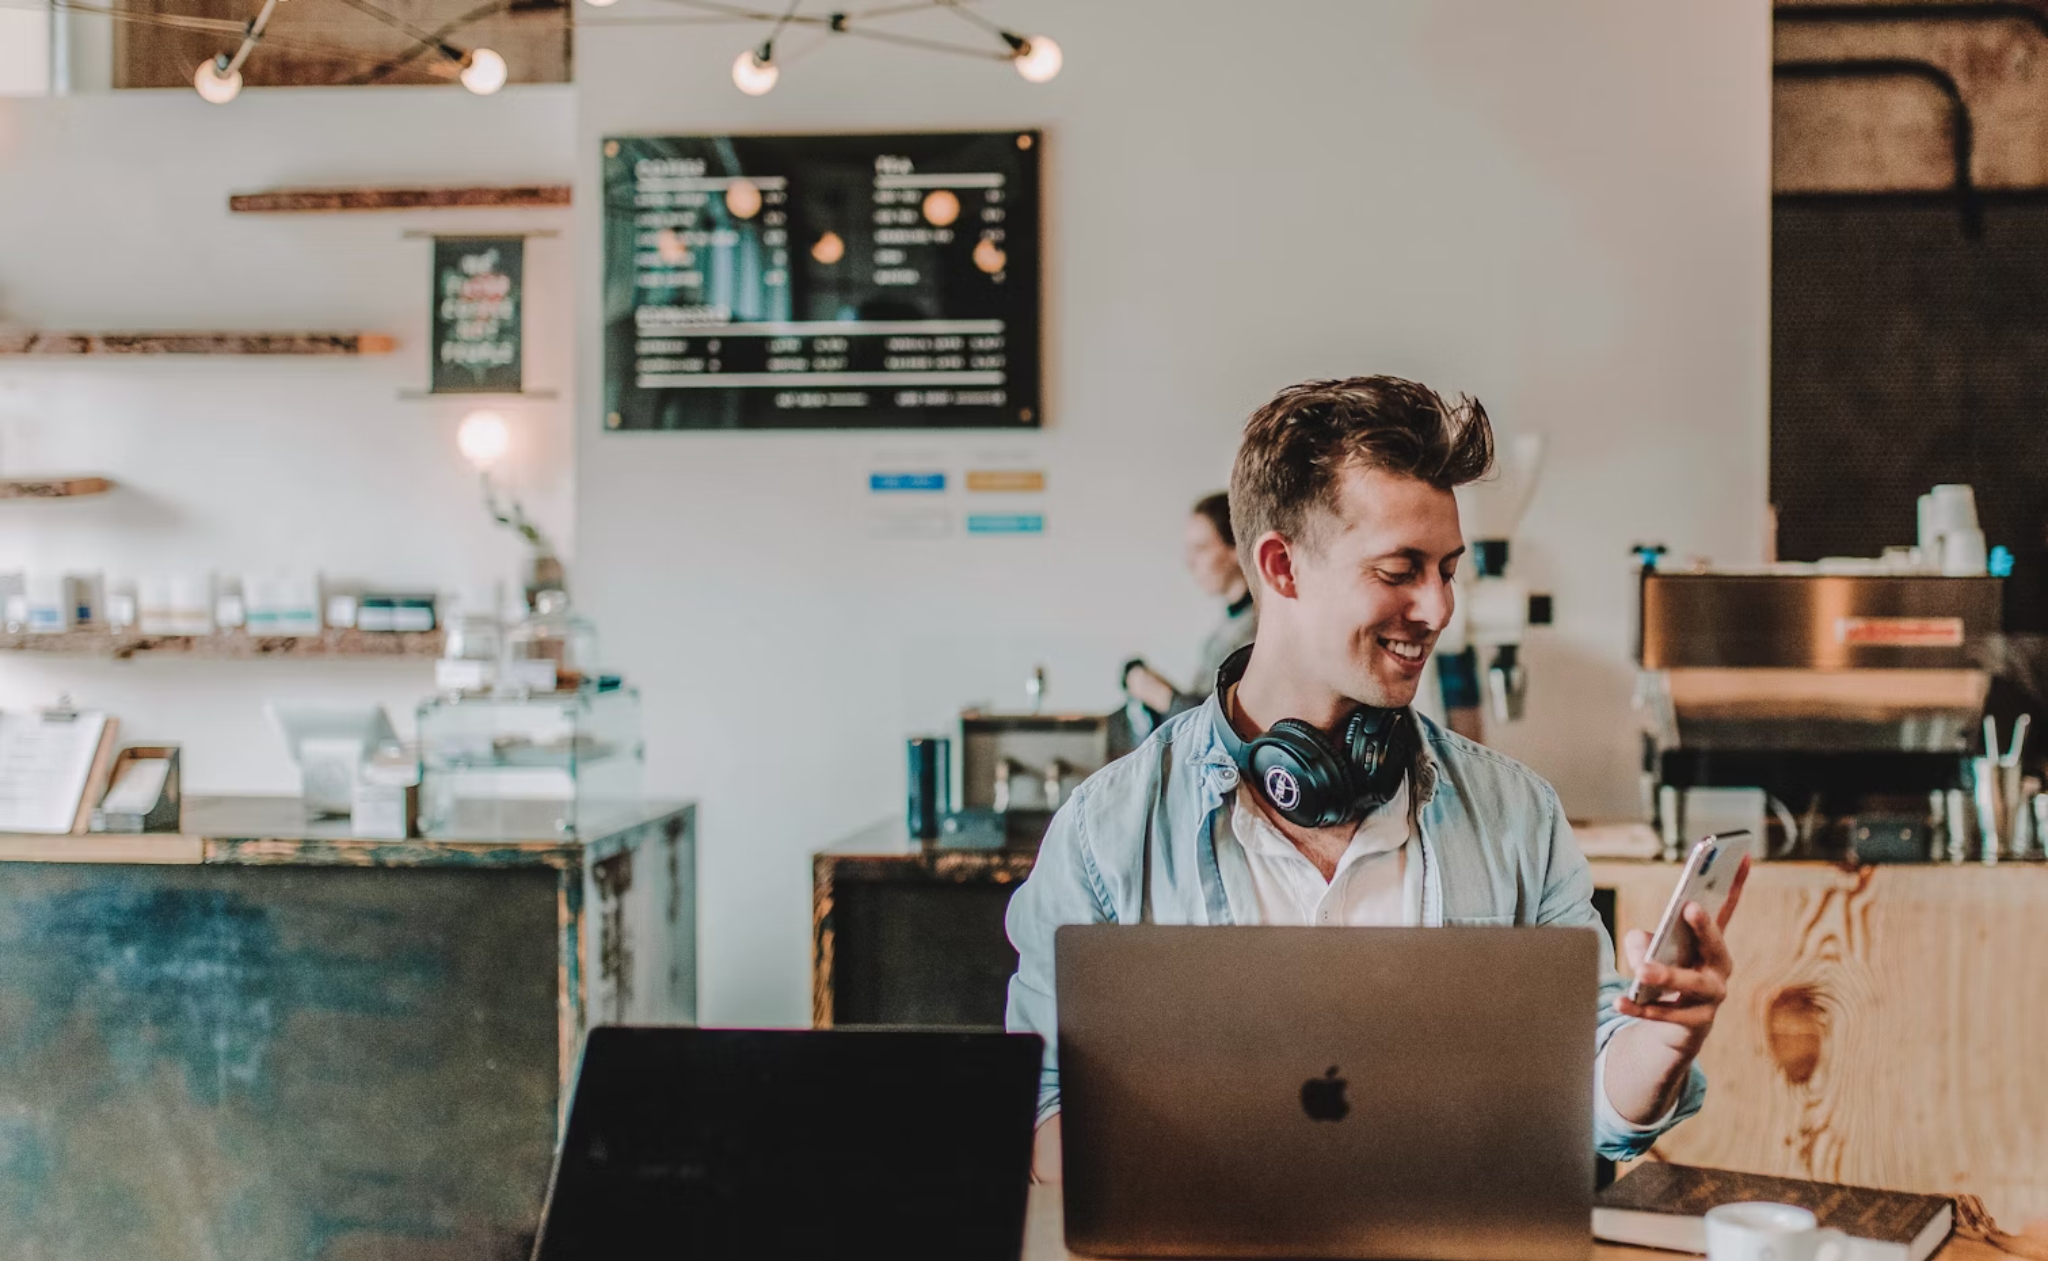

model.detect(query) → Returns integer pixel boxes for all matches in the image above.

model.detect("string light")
[731,46,779,95]
[189,0,277,103]
[697,3,1060,97]
[173,0,1061,103]
[187,0,516,101]
[193,56,243,104]
[1008,33,1061,83]
[458,47,508,94]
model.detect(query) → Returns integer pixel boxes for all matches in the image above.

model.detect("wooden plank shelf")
[0,477,114,499]
[229,185,572,213]
[0,332,396,356]
[0,627,444,660]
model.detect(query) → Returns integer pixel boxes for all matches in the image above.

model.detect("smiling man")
[1005,376,1745,1181]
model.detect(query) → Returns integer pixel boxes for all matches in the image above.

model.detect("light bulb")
[732,48,779,96]
[1012,34,1061,83]
[458,410,511,469]
[193,58,242,104]
[460,47,508,95]
[811,232,845,265]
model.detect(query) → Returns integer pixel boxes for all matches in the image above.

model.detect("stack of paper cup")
[1921,484,1987,576]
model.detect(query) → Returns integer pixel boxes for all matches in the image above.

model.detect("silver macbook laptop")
[1055,925,1599,1261]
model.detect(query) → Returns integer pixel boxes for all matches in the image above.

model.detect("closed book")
[1594,1163,1952,1261]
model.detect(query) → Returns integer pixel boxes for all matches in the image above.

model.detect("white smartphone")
[1623,832,1748,1006]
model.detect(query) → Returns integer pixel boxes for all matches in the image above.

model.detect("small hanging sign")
[431,236,523,394]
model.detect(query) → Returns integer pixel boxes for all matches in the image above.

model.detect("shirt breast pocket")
[1443,914,1515,927]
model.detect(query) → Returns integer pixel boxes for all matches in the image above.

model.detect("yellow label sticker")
[966,469,1046,493]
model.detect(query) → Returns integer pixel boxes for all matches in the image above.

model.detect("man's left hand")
[1602,854,1750,1124]
[1615,853,1750,1054]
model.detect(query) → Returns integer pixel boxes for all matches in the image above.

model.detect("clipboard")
[0,702,121,835]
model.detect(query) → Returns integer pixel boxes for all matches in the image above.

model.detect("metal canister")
[906,736,951,842]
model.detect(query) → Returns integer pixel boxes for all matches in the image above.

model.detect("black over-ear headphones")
[1214,645,1417,830]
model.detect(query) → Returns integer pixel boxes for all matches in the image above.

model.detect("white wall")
[576,0,1773,1025]
[0,86,576,790]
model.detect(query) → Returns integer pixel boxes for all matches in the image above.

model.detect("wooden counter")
[0,795,696,1261]
[1016,1183,2016,1261]
[815,826,2048,1236]
[1593,860,2048,1233]
[814,819,1035,1028]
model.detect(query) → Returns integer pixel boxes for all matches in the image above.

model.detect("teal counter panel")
[0,862,561,1259]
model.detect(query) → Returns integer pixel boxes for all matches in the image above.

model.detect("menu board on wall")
[431,236,523,394]
[601,131,1041,430]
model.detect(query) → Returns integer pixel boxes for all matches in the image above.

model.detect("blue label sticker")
[967,513,1045,535]
[870,472,947,493]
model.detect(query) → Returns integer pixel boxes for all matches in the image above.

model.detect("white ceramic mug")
[1705,1203,1849,1261]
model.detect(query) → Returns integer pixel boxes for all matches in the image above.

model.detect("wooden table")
[1018,1186,2017,1261]
[0,795,696,1261]
[1592,861,2048,1234]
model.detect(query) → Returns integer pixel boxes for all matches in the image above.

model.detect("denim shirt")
[1002,691,1706,1162]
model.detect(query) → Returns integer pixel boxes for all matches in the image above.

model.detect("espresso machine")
[1637,563,2003,862]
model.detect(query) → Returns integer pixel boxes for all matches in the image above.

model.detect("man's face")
[1281,465,1465,709]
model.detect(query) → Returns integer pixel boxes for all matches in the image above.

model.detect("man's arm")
[1603,860,1748,1120]
[1531,785,1740,1158]
[1003,790,1112,1181]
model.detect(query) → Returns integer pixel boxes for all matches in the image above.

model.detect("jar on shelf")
[435,590,503,696]
[503,589,598,693]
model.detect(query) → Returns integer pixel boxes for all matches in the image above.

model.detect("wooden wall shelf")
[229,186,573,213]
[0,628,444,660]
[0,477,114,499]
[0,332,396,356]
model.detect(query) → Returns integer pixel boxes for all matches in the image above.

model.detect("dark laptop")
[531,1026,1042,1261]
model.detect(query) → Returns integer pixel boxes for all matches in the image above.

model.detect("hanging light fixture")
[190,0,280,103]
[456,46,509,94]
[732,44,779,95]
[193,56,243,104]
[665,4,1065,96]
[1005,32,1061,83]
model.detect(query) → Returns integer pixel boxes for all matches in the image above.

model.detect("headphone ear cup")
[1246,720,1352,829]
[1339,707,1413,808]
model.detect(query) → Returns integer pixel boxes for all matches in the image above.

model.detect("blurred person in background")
[1122,492,1258,728]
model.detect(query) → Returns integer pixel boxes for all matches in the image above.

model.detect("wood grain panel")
[0,477,114,499]
[1592,861,2048,1231]
[0,628,443,659]
[0,332,394,355]
[230,185,571,212]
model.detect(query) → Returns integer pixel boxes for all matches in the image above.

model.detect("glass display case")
[416,687,643,838]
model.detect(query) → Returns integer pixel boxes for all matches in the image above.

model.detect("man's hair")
[1228,375,1495,574]
[1191,491,1235,549]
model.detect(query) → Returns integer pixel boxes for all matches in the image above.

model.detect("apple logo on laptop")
[1300,1066,1349,1122]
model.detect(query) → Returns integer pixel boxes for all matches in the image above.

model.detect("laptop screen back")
[533,1026,1041,1261]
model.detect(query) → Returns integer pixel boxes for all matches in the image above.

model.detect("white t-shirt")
[1216,776,1422,927]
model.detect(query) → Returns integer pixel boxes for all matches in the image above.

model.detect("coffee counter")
[0,795,696,1260]
[815,825,2048,1232]
[1593,860,2048,1231]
